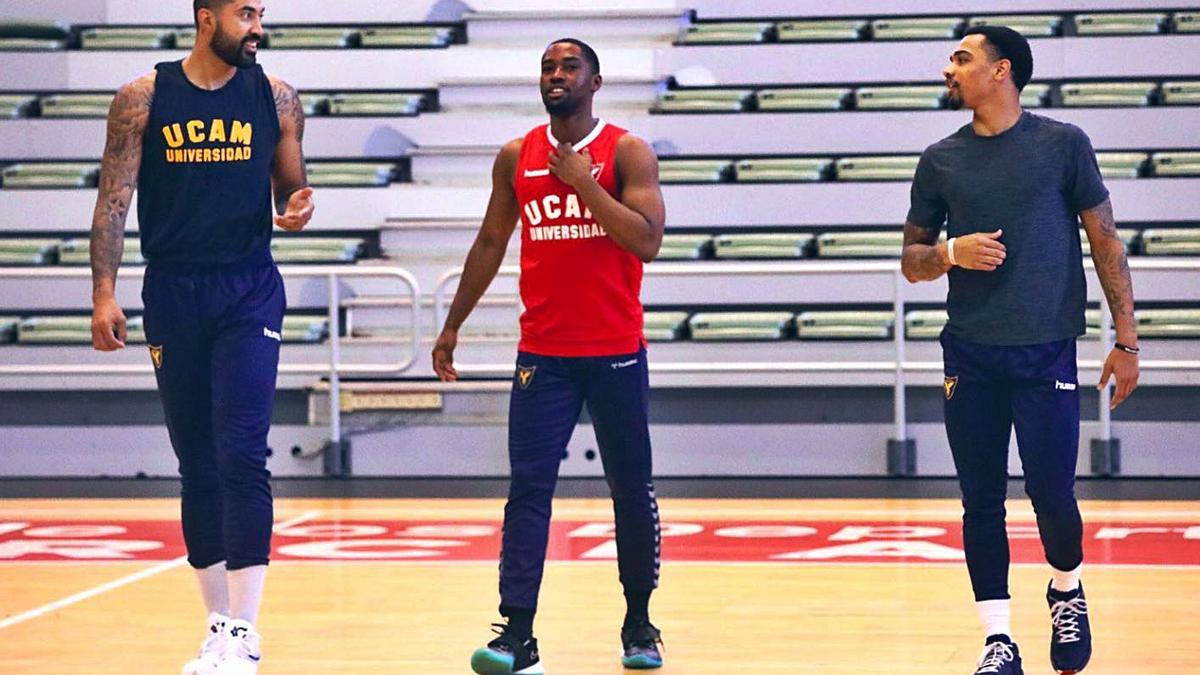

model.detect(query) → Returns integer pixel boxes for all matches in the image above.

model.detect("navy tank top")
[138,60,280,267]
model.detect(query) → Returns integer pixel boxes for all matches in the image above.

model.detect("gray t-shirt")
[907,112,1110,346]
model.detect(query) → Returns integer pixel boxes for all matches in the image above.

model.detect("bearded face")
[209,17,261,68]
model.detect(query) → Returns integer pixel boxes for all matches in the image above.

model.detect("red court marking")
[0,520,1196,565]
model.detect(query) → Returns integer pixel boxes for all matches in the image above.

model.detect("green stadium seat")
[0,316,18,344]
[1151,152,1200,177]
[734,158,830,183]
[0,20,71,50]
[360,26,455,48]
[1136,309,1200,338]
[1175,12,1200,32]
[307,163,396,187]
[39,93,114,118]
[689,311,794,341]
[266,27,357,49]
[1060,82,1156,107]
[797,310,894,340]
[713,233,813,259]
[1074,13,1167,35]
[644,311,690,342]
[659,159,731,184]
[1141,228,1200,255]
[871,17,963,40]
[854,85,945,110]
[174,28,196,49]
[654,89,754,113]
[679,22,773,44]
[271,237,364,263]
[776,19,866,42]
[1021,83,1052,108]
[835,155,920,181]
[17,315,145,344]
[1,163,100,189]
[904,309,947,340]
[80,27,174,50]
[0,238,58,265]
[0,94,36,118]
[968,14,1062,37]
[817,231,904,258]
[655,234,712,260]
[1095,152,1147,179]
[328,92,425,116]
[58,238,146,265]
[299,93,328,116]
[756,87,851,111]
[1079,229,1137,256]
[283,315,329,343]
[1161,81,1200,105]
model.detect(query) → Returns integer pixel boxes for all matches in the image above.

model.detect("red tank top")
[514,120,645,356]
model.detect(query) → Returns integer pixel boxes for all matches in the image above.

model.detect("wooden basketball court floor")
[1,497,1196,674]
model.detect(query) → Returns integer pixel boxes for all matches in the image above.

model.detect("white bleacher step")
[968,15,1062,37]
[1161,81,1200,105]
[735,158,830,183]
[655,234,712,260]
[713,233,813,259]
[644,311,690,342]
[755,87,850,111]
[1096,152,1148,179]
[79,27,175,50]
[871,17,963,41]
[39,93,114,118]
[797,310,894,340]
[680,22,773,45]
[1074,13,1167,36]
[654,89,753,113]
[1141,228,1200,255]
[854,85,945,110]
[464,9,682,46]
[689,311,794,341]
[835,155,920,182]
[1061,82,1156,108]
[1152,152,1200,177]
[776,19,865,42]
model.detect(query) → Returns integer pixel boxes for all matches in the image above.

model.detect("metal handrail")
[434,258,1200,446]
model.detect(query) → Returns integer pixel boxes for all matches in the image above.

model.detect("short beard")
[947,93,964,111]
[211,26,256,68]
[543,96,579,118]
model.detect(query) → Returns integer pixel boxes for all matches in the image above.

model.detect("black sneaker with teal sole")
[470,623,544,675]
[1047,582,1091,674]
[974,634,1023,675]
[621,619,663,669]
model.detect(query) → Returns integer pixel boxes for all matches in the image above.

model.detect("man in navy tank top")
[88,2,313,673]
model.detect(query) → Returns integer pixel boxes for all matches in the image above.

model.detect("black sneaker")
[1048,582,1092,674]
[470,622,544,674]
[621,619,663,669]
[974,634,1023,674]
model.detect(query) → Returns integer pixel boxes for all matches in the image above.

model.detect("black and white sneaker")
[470,622,544,674]
[974,634,1024,674]
[620,618,663,669]
[1048,582,1092,674]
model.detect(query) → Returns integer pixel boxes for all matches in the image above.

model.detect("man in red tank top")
[433,38,667,674]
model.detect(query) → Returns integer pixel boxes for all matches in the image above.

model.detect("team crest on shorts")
[148,344,164,370]
[943,375,959,400]
[516,365,536,390]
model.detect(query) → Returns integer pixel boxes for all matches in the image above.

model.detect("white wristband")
[947,237,958,267]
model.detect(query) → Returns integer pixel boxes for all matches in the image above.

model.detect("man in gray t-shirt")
[901,25,1140,675]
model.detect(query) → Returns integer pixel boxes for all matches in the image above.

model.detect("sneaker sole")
[1053,646,1092,674]
[471,648,545,675]
[622,654,663,669]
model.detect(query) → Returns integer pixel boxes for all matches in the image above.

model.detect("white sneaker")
[220,619,262,674]
[182,613,228,675]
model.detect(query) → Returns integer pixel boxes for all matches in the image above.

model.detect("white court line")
[0,510,321,631]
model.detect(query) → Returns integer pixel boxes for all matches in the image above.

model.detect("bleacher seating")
[679,22,773,45]
[797,310,894,340]
[1074,13,1168,36]
[1137,308,1200,337]
[644,311,690,341]
[734,158,829,183]
[656,234,712,260]
[0,163,99,188]
[306,162,400,187]
[0,95,36,118]
[79,27,173,50]
[713,233,813,259]
[653,89,753,113]
[835,156,920,182]
[870,17,963,41]
[854,85,944,110]
[777,20,866,42]
[1152,152,1200,177]
[0,20,72,50]
[658,159,732,184]
[1142,228,1200,255]
[1061,82,1157,107]
[39,93,113,118]
[756,87,851,111]
[1162,81,1200,105]
[689,311,794,341]
[967,14,1062,37]
[0,238,58,265]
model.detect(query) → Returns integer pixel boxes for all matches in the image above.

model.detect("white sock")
[976,599,1011,639]
[228,565,268,624]
[1051,563,1082,593]
[194,561,229,617]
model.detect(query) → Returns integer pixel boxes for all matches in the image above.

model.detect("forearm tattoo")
[1085,199,1136,333]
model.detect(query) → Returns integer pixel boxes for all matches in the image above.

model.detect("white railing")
[435,259,1200,450]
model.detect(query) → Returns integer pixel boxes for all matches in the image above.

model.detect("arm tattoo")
[1084,199,1136,335]
[90,76,152,296]
[901,221,948,282]
[270,77,307,213]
